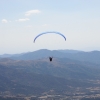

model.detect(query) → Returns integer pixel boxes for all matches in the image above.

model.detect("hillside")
[0,58,100,80]
[0,61,97,96]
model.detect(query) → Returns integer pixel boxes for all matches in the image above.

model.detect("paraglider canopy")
[34,31,66,42]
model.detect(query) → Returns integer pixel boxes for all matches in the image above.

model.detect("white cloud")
[16,18,30,22]
[25,10,41,16]
[2,19,8,23]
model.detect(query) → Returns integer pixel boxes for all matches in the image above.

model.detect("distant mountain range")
[0,49,100,64]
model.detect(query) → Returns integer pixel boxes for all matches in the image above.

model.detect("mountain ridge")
[3,49,99,64]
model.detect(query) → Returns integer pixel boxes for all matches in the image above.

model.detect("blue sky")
[0,0,100,54]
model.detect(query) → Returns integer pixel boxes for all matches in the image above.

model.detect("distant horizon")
[0,48,100,55]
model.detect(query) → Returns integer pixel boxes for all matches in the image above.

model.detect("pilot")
[49,57,53,62]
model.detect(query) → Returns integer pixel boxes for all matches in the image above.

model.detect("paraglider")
[34,31,66,42]
[34,31,66,61]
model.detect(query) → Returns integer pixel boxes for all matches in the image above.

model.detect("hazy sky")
[0,0,100,54]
